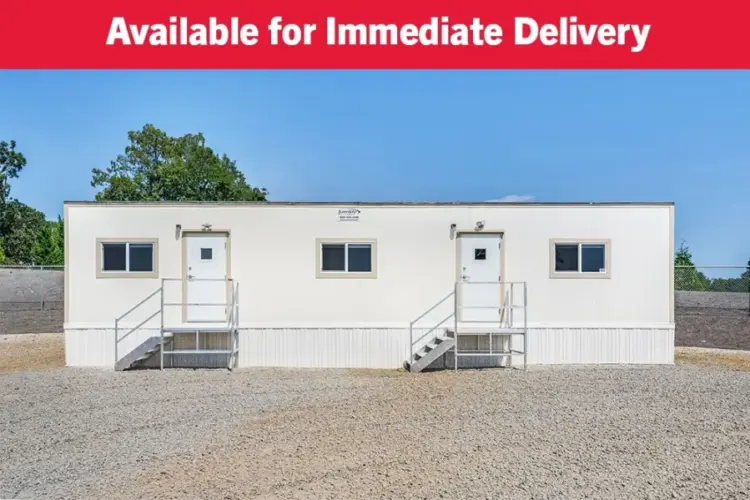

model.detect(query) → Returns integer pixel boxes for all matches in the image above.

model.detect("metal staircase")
[408,335,456,373]
[115,334,173,371]
[406,281,528,372]
[114,278,239,371]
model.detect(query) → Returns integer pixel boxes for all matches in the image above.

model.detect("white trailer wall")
[63,202,674,368]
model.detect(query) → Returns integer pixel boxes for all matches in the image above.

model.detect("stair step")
[415,338,451,357]
[409,337,455,373]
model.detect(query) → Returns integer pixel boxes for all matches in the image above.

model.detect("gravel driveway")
[2,364,750,499]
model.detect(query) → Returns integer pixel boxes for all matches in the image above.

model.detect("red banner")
[2,0,748,69]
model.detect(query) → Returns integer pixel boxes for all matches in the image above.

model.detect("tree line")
[0,124,267,265]
[674,243,750,292]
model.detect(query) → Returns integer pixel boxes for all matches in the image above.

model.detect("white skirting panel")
[65,328,160,368]
[525,327,675,365]
[238,328,413,369]
[64,325,675,369]
[236,326,674,369]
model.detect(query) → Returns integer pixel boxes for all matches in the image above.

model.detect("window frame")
[315,238,377,279]
[96,238,159,279]
[549,239,611,279]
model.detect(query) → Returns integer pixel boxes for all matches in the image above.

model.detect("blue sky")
[0,70,748,270]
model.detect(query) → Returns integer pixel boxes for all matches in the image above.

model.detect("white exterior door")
[184,233,228,322]
[458,233,503,323]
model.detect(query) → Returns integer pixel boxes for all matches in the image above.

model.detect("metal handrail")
[456,281,526,327]
[114,287,162,365]
[411,289,455,325]
[453,280,529,370]
[412,312,455,348]
[114,277,239,369]
[227,281,240,369]
[161,277,235,282]
[458,280,528,285]
[115,287,162,322]
[408,280,530,370]
[159,277,237,370]
[120,310,160,340]
[408,283,457,364]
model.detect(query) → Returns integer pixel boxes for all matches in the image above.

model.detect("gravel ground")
[2,361,750,500]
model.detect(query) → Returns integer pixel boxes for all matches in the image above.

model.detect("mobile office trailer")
[62,201,675,371]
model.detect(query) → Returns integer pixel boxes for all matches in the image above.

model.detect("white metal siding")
[65,328,160,367]
[235,327,674,369]
[525,327,674,365]
[65,326,674,369]
[66,203,672,328]
[238,328,411,369]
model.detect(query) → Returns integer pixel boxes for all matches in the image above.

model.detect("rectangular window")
[97,239,158,278]
[550,240,610,278]
[201,248,213,260]
[317,239,377,278]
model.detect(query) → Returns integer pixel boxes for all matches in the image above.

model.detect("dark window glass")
[348,244,372,272]
[555,244,579,272]
[201,248,213,260]
[321,244,346,271]
[582,244,605,272]
[474,248,486,260]
[102,243,127,271]
[129,243,153,272]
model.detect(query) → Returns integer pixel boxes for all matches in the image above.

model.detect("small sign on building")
[337,208,361,222]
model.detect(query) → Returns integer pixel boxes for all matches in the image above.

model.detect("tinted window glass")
[102,243,127,271]
[129,243,153,272]
[555,244,579,272]
[348,244,372,272]
[321,244,346,271]
[582,244,605,272]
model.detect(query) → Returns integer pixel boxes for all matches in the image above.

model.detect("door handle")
[187,274,195,280]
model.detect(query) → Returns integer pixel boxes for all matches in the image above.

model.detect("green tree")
[0,139,27,207]
[0,200,47,264]
[31,217,64,266]
[674,242,711,291]
[674,243,694,267]
[91,124,268,201]
[0,139,29,261]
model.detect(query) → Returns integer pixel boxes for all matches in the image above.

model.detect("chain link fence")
[0,265,64,334]
[674,265,750,350]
